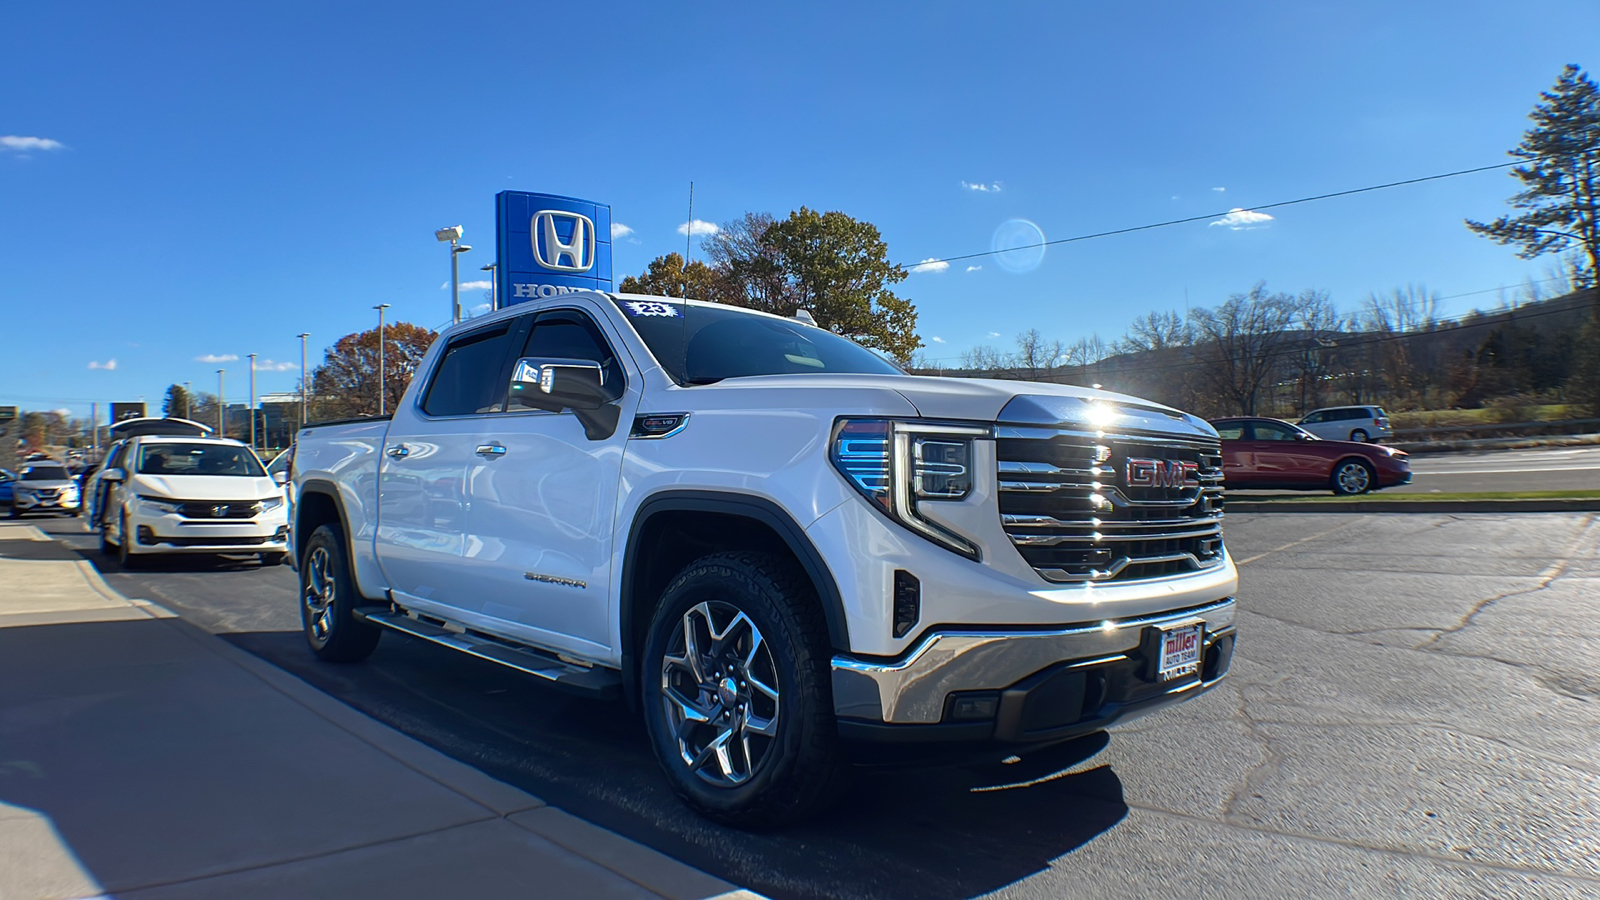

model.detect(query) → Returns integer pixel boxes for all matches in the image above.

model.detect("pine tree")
[1466,65,1600,292]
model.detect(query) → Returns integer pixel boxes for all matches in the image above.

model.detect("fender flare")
[294,478,357,568]
[620,490,850,699]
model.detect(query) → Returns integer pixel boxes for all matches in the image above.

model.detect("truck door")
[375,321,519,614]
[460,303,638,655]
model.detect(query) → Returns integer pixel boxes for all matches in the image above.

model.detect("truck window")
[512,309,625,409]
[422,324,516,417]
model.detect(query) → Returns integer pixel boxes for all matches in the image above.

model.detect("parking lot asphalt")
[24,512,1600,900]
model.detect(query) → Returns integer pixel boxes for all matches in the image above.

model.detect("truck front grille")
[176,501,263,519]
[996,426,1225,583]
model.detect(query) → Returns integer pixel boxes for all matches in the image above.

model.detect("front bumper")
[832,598,1236,744]
[13,493,80,512]
[128,508,289,554]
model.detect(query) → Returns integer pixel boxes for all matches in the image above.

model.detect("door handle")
[386,444,410,459]
[476,442,507,457]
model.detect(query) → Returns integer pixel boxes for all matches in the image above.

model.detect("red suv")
[1210,417,1412,495]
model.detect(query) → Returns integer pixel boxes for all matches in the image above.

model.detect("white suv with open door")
[97,420,289,568]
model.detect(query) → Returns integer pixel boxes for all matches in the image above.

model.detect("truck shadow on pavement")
[227,629,1130,900]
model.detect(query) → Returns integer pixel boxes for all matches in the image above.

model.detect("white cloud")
[1209,208,1274,230]
[470,302,493,316]
[612,222,634,239]
[961,180,1003,193]
[440,281,449,290]
[459,280,493,291]
[930,336,946,344]
[53,408,72,418]
[1,135,65,153]
[252,359,298,372]
[195,353,239,363]
[87,359,116,370]
[965,265,982,272]
[1212,186,1226,192]
[910,258,950,274]
[987,331,1001,338]
[678,219,719,236]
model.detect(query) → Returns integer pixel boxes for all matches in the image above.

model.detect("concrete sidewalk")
[0,522,757,900]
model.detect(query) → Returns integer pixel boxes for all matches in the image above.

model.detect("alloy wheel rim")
[303,546,336,641]
[659,600,780,787]
[1339,464,1370,493]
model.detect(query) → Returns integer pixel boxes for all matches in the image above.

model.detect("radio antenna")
[681,181,692,385]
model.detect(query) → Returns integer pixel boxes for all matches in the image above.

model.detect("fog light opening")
[946,691,999,722]
[892,569,920,639]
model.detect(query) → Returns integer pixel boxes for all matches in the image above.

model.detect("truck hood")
[132,474,282,502]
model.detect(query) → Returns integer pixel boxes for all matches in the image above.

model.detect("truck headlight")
[830,418,986,560]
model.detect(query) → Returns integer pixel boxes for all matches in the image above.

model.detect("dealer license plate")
[1157,622,1203,681]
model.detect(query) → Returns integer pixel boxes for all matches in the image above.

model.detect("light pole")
[183,381,192,420]
[481,262,497,310]
[216,369,226,437]
[435,226,467,324]
[374,303,391,416]
[247,353,257,451]
[297,332,310,426]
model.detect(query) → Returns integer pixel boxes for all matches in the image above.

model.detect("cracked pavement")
[998,512,1600,899]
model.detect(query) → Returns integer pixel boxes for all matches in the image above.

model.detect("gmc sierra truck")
[289,291,1238,826]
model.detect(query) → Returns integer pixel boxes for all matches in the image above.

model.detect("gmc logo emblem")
[1125,457,1200,489]
[531,210,596,273]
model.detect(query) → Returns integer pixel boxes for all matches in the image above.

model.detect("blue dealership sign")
[495,191,613,308]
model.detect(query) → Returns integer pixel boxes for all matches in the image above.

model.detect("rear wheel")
[1349,429,1369,442]
[1331,459,1375,495]
[299,524,381,662]
[641,552,843,829]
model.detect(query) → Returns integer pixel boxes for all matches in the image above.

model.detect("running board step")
[354,608,621,700]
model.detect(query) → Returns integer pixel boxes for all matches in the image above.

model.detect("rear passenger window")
[422,325,515,417]
[1214,425,1245,440]
[1302,412,1323,424]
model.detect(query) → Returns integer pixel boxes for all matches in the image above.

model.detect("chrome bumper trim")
[831,598,1236,724]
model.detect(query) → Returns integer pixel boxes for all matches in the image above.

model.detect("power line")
[906,156,1555,269]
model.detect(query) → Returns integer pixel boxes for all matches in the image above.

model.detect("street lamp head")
[435,226,463,243]
[480,263,496,272]
[374,303,392,311]
[454,244,473,253]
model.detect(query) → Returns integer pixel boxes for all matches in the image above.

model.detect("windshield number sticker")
[622,301,680,318]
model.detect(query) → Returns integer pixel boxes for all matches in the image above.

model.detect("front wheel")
[1349,429,1369,442]
[117,511,142,569]
[299,524,381,662]
[1331,459,1375,495]
[641,552,843,829]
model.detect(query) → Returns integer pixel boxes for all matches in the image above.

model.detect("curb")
[1227,498,1600,513]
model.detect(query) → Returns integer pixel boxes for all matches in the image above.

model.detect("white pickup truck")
[289,291,1238,826]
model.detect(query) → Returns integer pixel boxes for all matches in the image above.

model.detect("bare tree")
[1188,283,1300,415]
[1117,310,1191,354]
[1362,284,1440,404]
[1014,329,1065,379]
[1287,289,1345,413]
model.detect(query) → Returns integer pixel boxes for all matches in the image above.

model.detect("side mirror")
[509,357,608,412]
[1294,432,1313,442]
[102,468,127,483]
[508,357,620,440]
[272,471,289,486]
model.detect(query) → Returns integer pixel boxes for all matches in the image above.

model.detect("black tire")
[117,511,142,569]
[1331,459,1375,495]
[1349,429,1369,442]
[299,524,381,663]
[640,551,844,829]
[260,551,287,566]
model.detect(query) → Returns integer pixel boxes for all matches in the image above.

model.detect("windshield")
[610,298,902,384]
[20,465,71,481]
[136,443,266,477]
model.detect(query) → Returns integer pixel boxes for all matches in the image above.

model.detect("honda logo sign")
[532,210,596,273]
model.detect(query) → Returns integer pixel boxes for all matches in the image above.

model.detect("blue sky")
[4,1,1597,422]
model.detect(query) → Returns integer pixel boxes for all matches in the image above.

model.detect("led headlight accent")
[831,419,987,560]
[137,495,185,516]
